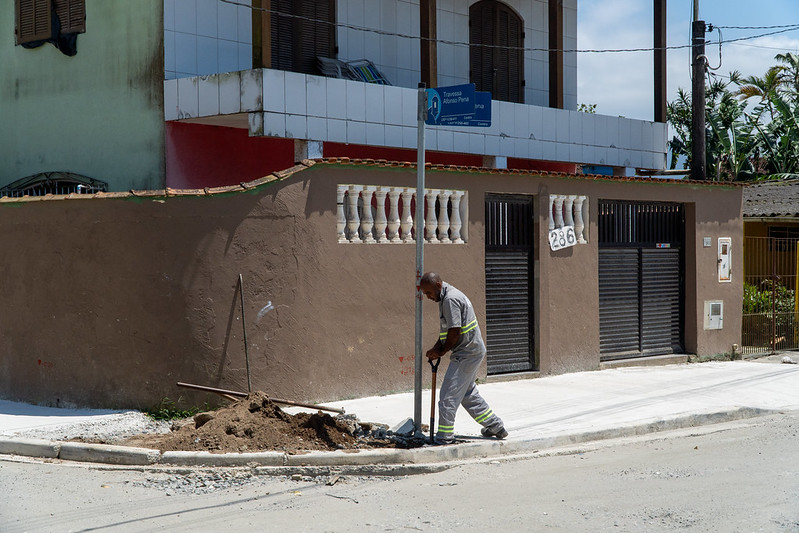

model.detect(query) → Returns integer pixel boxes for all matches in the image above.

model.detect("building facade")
[3,0,666,194]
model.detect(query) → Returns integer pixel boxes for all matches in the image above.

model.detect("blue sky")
[577,0,799,121]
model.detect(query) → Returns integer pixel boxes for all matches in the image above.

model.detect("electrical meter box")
[703,300,724,330]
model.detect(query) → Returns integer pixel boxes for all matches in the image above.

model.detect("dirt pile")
[123,392,409,454]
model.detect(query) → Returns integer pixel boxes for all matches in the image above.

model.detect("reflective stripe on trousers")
[435,351,503,442]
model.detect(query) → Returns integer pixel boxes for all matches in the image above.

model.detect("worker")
[420,272,508,444]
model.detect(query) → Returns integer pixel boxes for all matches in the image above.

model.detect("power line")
[716,24,799,30]
[218,0,799,55]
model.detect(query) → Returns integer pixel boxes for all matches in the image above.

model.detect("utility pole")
[691,1,707,180]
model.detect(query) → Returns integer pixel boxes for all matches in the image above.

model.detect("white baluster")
[401,188,414,243]
[564,195,576,228]
[450,190,464,244]
[336,185,347,243]
[581,196,589,243]
[437,190,452,243]
[425,189,440,243]
[360,186,377,243]
[574,195,586,243]
[548,195,556,231]
[387,188,402,243]
[347,184,362,243]
[374,187,389,243]
[553,195,566,228]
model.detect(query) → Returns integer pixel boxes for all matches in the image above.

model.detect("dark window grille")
[0,172,107,198]
[598,200,684,248]
[485,195,532,249]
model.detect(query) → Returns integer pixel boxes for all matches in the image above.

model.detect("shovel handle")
[429,357,441,444]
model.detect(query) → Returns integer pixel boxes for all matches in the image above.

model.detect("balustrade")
[549,194,589,244]
[338,184,468,244]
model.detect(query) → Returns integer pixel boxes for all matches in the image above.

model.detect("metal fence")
[742,236,799,355]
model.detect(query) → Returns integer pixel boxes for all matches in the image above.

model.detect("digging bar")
[176,381,345,414]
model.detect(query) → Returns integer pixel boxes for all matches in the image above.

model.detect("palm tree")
[775,52,799,94]
[734,66,784,120]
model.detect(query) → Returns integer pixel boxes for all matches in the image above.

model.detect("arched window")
[469,1,524,104]
[270,0,336,75]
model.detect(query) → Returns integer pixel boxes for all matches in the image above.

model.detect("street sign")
[436,91,492,127]
[425,83,477,126]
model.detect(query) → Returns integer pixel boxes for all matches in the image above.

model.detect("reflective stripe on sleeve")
[461,319,478,334]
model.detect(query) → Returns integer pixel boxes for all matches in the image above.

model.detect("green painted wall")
[0,1,165,191]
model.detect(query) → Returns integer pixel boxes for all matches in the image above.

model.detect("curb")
[0,407,780,473]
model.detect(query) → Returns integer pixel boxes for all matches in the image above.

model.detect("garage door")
[485,195,534,373]
[598,201,684,360]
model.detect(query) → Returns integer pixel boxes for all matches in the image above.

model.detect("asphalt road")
[2,412,797,532]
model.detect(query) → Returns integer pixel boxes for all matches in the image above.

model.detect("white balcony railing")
[337,185,467,244]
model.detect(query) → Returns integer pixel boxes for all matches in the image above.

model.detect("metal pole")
[772,239,777,353]
[691,19,706,181]
[414,83,427,434]
[239,274,252,392]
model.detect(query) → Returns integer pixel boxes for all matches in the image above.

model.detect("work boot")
[481,425,508,439]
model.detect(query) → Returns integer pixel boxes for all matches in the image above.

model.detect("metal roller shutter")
[641,249,682,354]
[599,249,640,355]
[486,250,532,373]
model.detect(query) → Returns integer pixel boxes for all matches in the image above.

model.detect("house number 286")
[549,226,576,251]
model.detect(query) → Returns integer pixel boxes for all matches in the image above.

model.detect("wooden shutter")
[469,1,524,104]
[272,0,335,74]
[295,0,335,75]
[469,2,494,96]
[496,3,523,103]
[55,0,85,34]
[271,0,294,70]
[15,0,52,44]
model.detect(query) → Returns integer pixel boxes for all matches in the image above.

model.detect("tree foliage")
[667,52,799,181]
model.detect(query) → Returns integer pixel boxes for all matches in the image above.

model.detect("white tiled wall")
[166,0,577,108]
[166,68,665,171]
[337,0,421,89]
[336,0,576,110]
[165,0,252,80]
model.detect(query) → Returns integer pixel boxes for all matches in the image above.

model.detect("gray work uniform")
[435,282,504,443]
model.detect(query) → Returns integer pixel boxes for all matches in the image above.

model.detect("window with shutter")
[55,0,86,34]
[469,1,524,104]
[271,0,335,74]
[15,0,85,46]
[15,0,52,44]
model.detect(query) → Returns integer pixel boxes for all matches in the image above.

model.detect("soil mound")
[123,392,404,454]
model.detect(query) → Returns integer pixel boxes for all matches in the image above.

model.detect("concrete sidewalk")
[1,359,798,469]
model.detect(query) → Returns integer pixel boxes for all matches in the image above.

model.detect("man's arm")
[426,328,461,360]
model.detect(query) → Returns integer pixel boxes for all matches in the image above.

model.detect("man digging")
[419,272,508,445]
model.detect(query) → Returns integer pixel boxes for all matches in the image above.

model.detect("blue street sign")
[425,84,476,126]
[437,91,492,127]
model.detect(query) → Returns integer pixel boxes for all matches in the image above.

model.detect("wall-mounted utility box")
[718,237,731,282]
[704,300,724,330]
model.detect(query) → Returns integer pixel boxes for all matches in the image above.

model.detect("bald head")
[420,272,443,302]
[420,272,441,286]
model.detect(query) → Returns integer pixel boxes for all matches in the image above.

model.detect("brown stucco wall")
[0,162,744,409]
